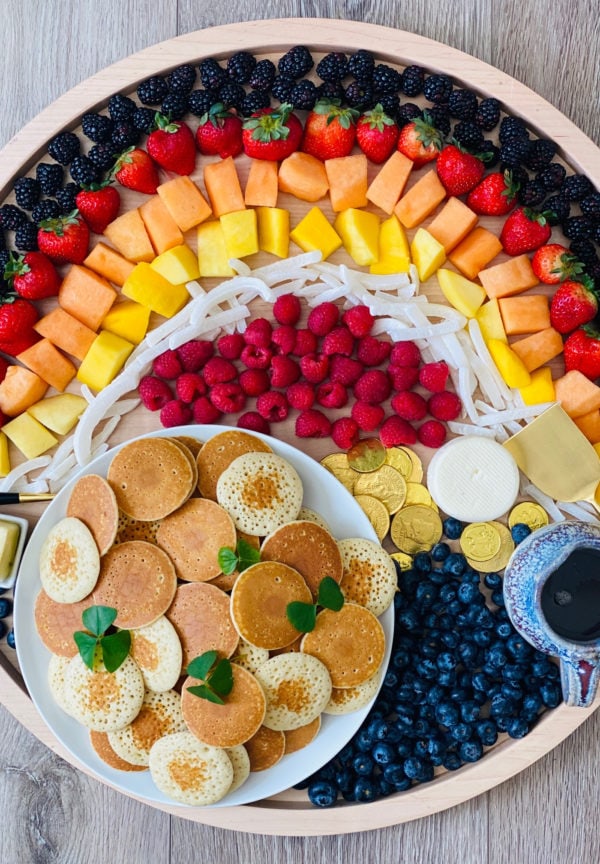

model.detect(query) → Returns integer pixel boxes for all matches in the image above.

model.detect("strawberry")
[301,99,358,161]
[396,111,443,169]
[0,296,38,343]
[195,102,243,159]
[499,207,552,256]
[531,243,584,284]
[0,330,40,357]
[355,103,398,164]
[37,211,90,264]
[563,326,600,380]
[549,276,598,334]
[466,170,519,216]
[436,144,485,196]
[242,104,303,161]
[4,251,60,300]
[75,183,121,234]
[113,147,160,194]
[147,113,196,175]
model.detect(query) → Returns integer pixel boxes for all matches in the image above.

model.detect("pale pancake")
[47,654,73,715]
[89,730,147,772]
[116,511,160,545]
[297,507,330,531]
[338,538,398,616]
[230,561,312,650]
[166,582,239,671]
[324,669,382,715]
[63,650,145,732]
[216,452,303,536]
[39,517,100,604]
[225,744,251,793]
[284,716,321,754]
[66,474,119,555]
[301,603,385,688]
[92,541,177,629]
[156,498,236,583]
[254,652,332,731]
[34,589,90,658]
[196,429,272,501]
[181,664,266,747]
[244,725,285,772]
[261,520,343,598]
[130,616,183,693]
[107,437,194,521]
[149,731,234,806]
[233,638,270,674]
[108,689,186,766]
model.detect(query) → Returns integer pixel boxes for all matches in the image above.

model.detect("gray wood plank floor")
[1,1,599,861]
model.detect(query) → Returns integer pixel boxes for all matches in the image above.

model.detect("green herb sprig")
[73,605,131,673]
[186,650,234,705]
[217,537,260,575]
[286,576,345,633]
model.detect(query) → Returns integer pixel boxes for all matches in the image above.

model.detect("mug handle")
[560,657,599,707]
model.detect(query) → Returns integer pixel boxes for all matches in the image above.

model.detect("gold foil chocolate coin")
[390,504,443,554]
[466,521,515,573]
[404,482,438,511]
[385,447,413,480]
[353,494,390,541]
[347,438,386,473]
[508,501,549,532]
[390,552,413,571]
[460,522,502,562]
[320,453,357,493]
[398,447,423,483]
[354,465,407,514]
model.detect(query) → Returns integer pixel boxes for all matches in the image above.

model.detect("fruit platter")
[1,18,600,835]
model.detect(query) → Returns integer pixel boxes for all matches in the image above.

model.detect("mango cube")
[102,300,151,345]
[77,331,135,391]
[436,268,486,318]
[0,432,10,477]
[410,228,446,281]
[28,393,88,435]
[290,207,342,260]
[197,221,235,278]
[519,367,555,406]
[256,207,290,258]
[150,245,200,284]
[2,413,57,459]
[334,209,380,267]
[370,215,410,274]
[220,209,259,259]
[487,338,531,389]
[476,299,507,343]
[122,263,190,318]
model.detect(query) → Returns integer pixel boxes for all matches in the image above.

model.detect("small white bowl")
[0,514,29,590]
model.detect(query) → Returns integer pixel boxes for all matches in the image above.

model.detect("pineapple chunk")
[256,207,290,258]
[290,207,342,260]
[476,299,507,343]
[410,228,446,281]
[102,300,151,345]
[197,222,235,278]
[3,413,57,459]
[487,338,531,389]
[150,244,200,284]
[333,208,380,267]
[519,367,555,406]
[220,209,259,259]
[0,431,10,477]
[27,393,88,435]
[122,263,190,318]
[436,268,487,318]
[370,215,410,274]
[77,331,135,391]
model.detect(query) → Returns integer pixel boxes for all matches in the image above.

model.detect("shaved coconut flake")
[467,319,513,404]
[384,317,466,341]
[522,483,565,523]
[185,280,205,299]
[468,354,505,411]
[409,264,420,292]
[229,258,251,276]
[168,306,250,349]
[73,368,141,466]
[38,437,75,480]
[104,398,140,418]
[45,453,76,483]
[251,251,322,284]
[269,277,315,298]
[56,445,109,490]
[473,403,555,427]
[490,424,510,442]
[13,477,50,494]
[307,284,349,305]
[447,421,497,438]
[0,456,52,492]
[457,367,480,423]
[557,501,599,523]
[353,271,412,292]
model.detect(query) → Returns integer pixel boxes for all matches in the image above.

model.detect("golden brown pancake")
[196,429,272,501]
[90,730,147,772]
[66,474,119,555]
[166,437,199,493]
[261,520,343,598]
[244,725,285,772]
[284,715,321,754]
[174,435,203,458]
[166,582,239,671]
[34,589,91,658]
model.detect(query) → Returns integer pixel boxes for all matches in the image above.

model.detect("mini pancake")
[244,725,285,772]
[166,437,199,492]
[225,744,251,793]
[233,638,270,674]
[39,517,100,604]
[230,561,312,650]
[47,654,74,715]
[149,731,234,806]
[196,429,272,501]
[166,582,239,671]
[107,437,195,521]
[181,663,266,747]
[269,635,303,656]
[261,520,343,598]
[116,512,160,545]
[155,498,236,583]
[254,652,332,731]
[108,689,186,766]
[92,541,177,629]
[301,603,385,689]
[174,435,203,458]
[284,716,321,754]
[34,589,91,658]
[89,730,147,773]
[216,452,303,536]
[66,474,119,556]
[130,616,183,693]
[338,538,398,616]
[324,669,382,715]
[63,651,145,732]
[297,507,330,531]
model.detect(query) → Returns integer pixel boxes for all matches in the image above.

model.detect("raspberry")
[418,419,447,448]
[273,292,302,325]
[329,355,363,386]
[159,399,192,428]
[201,356,237,386]
[351,401,385,431]
[271,325,297,355]
[138,375,173,411]
[391,391,428,421]
[176,339,214,372]
[357,335,391,367]
[175,372,207,403]
[153,349,183,379]
[428,391,462,421]
[388,364,420,391]
[321,326,355,357]
[341,304,375,337]
[317,381,348,409]
[379,415,417,447]
[331,416,360,450]
[300,353,330,384]
[243,317,273,347]
[239,368,270,396]
[256,391,289,422]
[390,341,421,367]
[209,381,246,414]
[237,411,270,434]
[419,361,450,393]
[307,302,339,336]
[295,408,332,438]
[292,328,318,357]
[240,344,273,369]
[270,355,301,388]
[287,380,316,410]
[217,332,245,360]
[353,369,391,405]
[192,396,222,424]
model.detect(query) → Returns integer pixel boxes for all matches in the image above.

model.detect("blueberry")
[335,768,354,792]
[506,633,533,661]
[413,551,433,573]
[0,597,13,618]
[396,741,412,759]
[436,651,456,673]
[450,722,472,743]
[6,627,15,649]
[459,740,483,762]
[336,743,355,764]
[414,739,429,759]
[403,756,426,780]
[354,777,378,802]
[355,729,374,752]
[503,663,526,681]
[416,659,438,680]
[397,608,420,630]
[441,630,460,649]
[484,572,502,589]
[457,582,480,604]
[368,718,392,741]
[435,701,459,727]
[383,763,406,785]
[439,584,457,604]
[438,669,457,688]
[458,642,478,666]
[461,568,481,584]
[522,692,543,717]
[511,522,532,544]
[506,717,529,739]
[438,613,455,631]
[377,777,395,797]
[418,704,435,722]
[443,751,463,771]
[427,737,446,759]
[495,621,513,639]
[539,681,562,708]
[460,700,480,723]
[442,553,468,576]
[443,517,463,539]
[491,589,505,607]
[475,719,498,746]
[490,693,515,717]
[431,542,451,561]
[308,780,338,807]
[352,753,374,776]
[501,682,523,702]
[392,649,411,670]
[426,683,446,706]
[416,581,437,608]
[472,629,493,647]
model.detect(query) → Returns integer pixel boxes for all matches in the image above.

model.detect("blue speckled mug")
[504,520,600,708]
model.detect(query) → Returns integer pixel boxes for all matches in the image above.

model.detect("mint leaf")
[208,658,233,697]
[186,684,225,705]
[187,650,218,681]
[318,576,345,612]
[73,631,98,670]
[82,605,117,637]
[287,601,317,633]
[236,538,260,573]
[218,546,238,576]
[100,630,131,673]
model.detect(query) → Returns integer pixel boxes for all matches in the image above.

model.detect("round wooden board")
[1,18,600,836]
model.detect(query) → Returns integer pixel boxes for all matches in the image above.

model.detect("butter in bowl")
[0,514,29,589]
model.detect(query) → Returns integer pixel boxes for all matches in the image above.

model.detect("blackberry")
[499,136,532,168]
[88,142,118,170]
[517,179,546,207]
[378,93,400,120]
[14,221,38,252]
[188,89,218,117]
[316,52,348,83]
[0,250,10,279]
[13,177,41,210]
[167,63,196,94]
[544,194,570,225]
[31,199,60,224]
[137,75,169,106]
[218,81,246,112]
[427,105,451,136]
[316,81,345,102]
[81,112,114,143]
[0,230,4,252]
[586,257,600,281]
[289,79,317,111]
[475,97,501,131]
[499,115,529,144]
[423,73,453,104]
[347,49,375,81]
[372,64,401,95]
[36,162,64,196]
[396,103,420,128]
[562,173,594,201]
[55,183,80,214]
[537,162,566,191]
[227,51,256,84]
[400,65,425,97]
[343,81,375,111]
[452,120,484,151]
[131,106,157,133]
[271,75,295,103]
[47,131,80,165]
[110,121,141,150]
[524,138,558,172]
[199,58,228,91]
[240,89,271,116]
[69,154,100,186]
[278,46,313,80]
[562,215,594,241]
[249,59,276,91]
[0,204,27,230]
[107,93,137,122]
[161,93,189,120]
[581,192,600,221]
[448,88,478,121]
[568,238,598,267]
[481,140,500,167]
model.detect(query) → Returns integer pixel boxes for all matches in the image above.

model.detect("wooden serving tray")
[1,18,599,836]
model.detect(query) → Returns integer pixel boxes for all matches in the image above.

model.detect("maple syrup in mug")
[540,547,600,643]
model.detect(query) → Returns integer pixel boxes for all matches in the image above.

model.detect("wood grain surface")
[1,1,600,862]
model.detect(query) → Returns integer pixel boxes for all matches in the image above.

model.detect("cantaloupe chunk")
[554,370,600,418]
[58,265,117,331]
[437,268,486,318]
[197,221,235,277]
[204,157,245,217]
[17,339,76,392]
[77,330,135,391]
[574,410,600,444]
[289,207,342,260]
[410,228,446,281]
[498,295,550,335]
[101,300,151,344]
[2,413,57,460]
[325,154,368,212]
[510,327,564,372]
[427,197,478,253]
[447,227,502,280]
[487,339,531,388]
[366,151,413,215]
[369,215,410,274]
[122,263,190,318]
[518,367,556,406]
[221,209,259,259]
[83,242,135,287]
[244,159,279,207]
[28,393,88,435]
[476,299,507,343]
[334,209,380,266]
[33,307,97,361]
[139,195,184,254]
[103,209,155,263]
[157,175,212,232]
[278,153,328,203]
[478,254,539,299]
[0,431,9,477]
[256,207,289,258]
[150,245,200,284]
[0,366,48,417]
[394,170,446,229]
